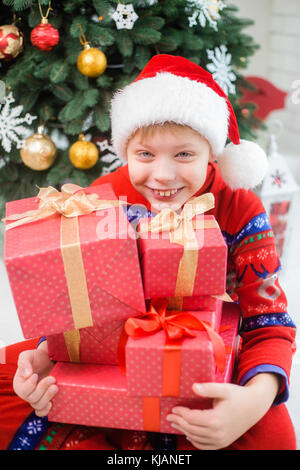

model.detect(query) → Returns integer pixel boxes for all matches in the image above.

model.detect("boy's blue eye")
[138,151,153,158]
[177,152,192,158]
[137,151,193,159]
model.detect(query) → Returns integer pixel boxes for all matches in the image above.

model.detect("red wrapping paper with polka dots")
[47,319,124,365]
[46,299,223,365]
[48,303,240,433]
[125,310,223,399]
[138,214,227,299]
[166,294,223,312]
[3,183,146,338]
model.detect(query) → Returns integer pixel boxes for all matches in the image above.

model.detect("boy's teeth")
[154,189,178,196]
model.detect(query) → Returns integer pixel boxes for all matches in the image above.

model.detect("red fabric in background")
[0,339,38,450]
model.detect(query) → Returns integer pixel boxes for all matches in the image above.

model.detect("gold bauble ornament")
[77,43,107,78]
[0,24,24,60]
[69,133,99,169]
[20,126,57,171]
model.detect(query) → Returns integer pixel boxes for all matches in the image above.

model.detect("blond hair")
[129,122,202,142]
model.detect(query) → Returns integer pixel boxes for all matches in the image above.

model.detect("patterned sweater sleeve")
[219,188,296,405]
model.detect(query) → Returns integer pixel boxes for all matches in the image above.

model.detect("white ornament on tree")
[49,128,69,151]
[186,0,226,31]
[136,0,158,6]
[111,3,139,30]
[206,44,236,95]
[0,92,37,152]
[96,138,124,175]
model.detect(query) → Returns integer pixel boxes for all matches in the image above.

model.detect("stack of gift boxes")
[3,183,240,434]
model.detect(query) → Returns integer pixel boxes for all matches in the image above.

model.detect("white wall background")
[0,0,299,448]
[238,0,300,154]
[238,0,300,447]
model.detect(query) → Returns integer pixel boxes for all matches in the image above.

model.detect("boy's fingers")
[34,402,52,418]
[31,384,58,412]
[14,373,39,399]
[17,350,36,378]
[26,376,56,405]
[192,382,230,400]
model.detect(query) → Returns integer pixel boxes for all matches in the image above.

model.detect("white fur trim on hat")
[217,140,269,190]
[110,72,229,160]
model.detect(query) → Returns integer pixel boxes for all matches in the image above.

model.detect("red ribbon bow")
[118,298,226,374]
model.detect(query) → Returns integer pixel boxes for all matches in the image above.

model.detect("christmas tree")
[0,0,262,220]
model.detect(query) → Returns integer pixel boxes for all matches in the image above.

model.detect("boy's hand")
[13,341,58,417]
[166,374,280,450]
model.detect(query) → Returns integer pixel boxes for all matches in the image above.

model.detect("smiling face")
[126,123,212,212]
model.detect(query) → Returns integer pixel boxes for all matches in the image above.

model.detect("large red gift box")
[48,303,240,433]
[3,183,146,338]
[47,319,124,364]
[137,211,227,299]
[47,299,222,365]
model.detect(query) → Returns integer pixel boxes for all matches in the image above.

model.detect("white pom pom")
[217,140,269,190]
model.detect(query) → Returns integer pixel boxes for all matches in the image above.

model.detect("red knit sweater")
[90,161,296,401]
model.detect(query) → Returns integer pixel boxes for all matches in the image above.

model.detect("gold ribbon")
[3,184,128,332]
[2,183,127,230]
[63,329,81,362]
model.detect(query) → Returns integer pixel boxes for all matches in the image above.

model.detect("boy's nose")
[152,160,176,184]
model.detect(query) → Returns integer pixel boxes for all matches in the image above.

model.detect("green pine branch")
[0,0,264,212]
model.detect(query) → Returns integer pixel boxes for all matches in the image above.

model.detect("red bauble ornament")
[31,19,59,51]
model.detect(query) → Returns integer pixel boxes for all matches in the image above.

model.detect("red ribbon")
[118,298,226,375]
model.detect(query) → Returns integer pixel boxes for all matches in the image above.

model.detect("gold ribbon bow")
[2,183,127,230]
[139,192,215,242]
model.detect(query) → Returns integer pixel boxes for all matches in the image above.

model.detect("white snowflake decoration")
[0,92,37,152]
[111,3,139,30]
[49,128,69,151]
[27,417,43,435]
[18,436,31,447]
[136,0,158,6]
[254,216,266,229]
[206,44,236,95]
[186,0,226,31]
[96,138,124,175]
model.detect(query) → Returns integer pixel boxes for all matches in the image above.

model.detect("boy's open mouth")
[148,187,185,199]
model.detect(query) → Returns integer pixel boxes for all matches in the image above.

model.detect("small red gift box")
[124,304,224,398]
[137,200,227,299]
[48,303,240,434]
[3,183,146,338]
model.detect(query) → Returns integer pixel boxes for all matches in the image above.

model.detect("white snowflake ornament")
[136,0,158,6]
[0,92,37,152]
[111,3,139,30]
[206,44,236,95]
[186,0,226,31]
[95,138,124,175]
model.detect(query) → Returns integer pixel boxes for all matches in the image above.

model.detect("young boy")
[4,55,297,450]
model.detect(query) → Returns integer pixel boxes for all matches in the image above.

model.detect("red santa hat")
[110,54,268,190]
